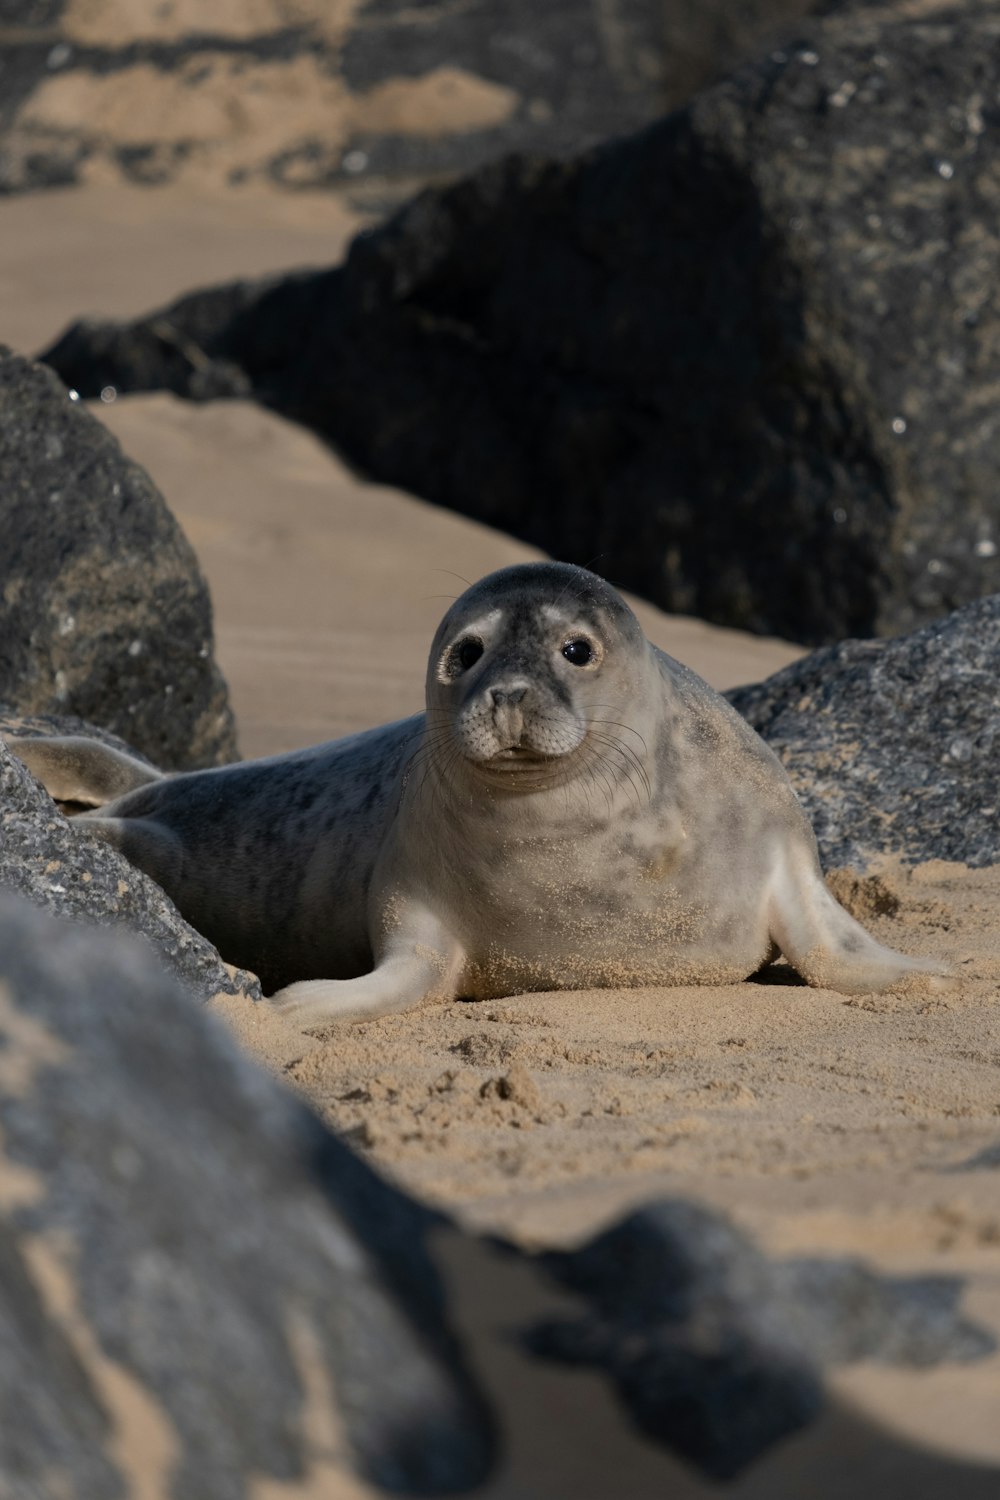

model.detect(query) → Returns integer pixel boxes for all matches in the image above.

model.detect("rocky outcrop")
[0,347,235,770]
[42,0,1000,644]
[0,892,494,1497]
[0,733,258,1002]
[0,0,823,201]
[728,593,1000,869]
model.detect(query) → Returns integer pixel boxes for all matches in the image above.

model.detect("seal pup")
[5,563,947,1025]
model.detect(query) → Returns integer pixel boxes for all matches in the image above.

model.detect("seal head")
[427,563,651,787]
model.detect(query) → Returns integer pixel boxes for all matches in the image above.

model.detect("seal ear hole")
[447,637,484,676]
[562,637,597,667]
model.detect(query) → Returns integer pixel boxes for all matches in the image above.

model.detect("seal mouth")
[491,746,557,762]
[478,745,576,784]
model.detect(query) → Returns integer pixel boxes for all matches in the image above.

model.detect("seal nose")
[490,684,529,707]
[490,684,528,707]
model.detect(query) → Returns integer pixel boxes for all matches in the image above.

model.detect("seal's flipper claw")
[769,845,953,997]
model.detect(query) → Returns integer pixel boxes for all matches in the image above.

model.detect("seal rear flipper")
[767,843,952,997]
[1,733,163,809]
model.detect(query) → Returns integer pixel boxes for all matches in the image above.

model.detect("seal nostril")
[490,685,528,707]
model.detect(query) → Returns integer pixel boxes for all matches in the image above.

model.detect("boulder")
[0,892,494,1497]
[728,593,1000,869]
[0,734,258,1003]
[527,1198,993,1479]
[0,347,236,770]
[42,0,1000,644]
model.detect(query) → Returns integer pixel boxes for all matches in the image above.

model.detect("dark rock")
[660,0,836,106]
[0,892,495,1497]
[43,274,329,405]
[279,0,1000,645]
[728,593,1000,869]
[0,347,236,770]
[0,736,259,1003]
[41,1,1000,644]
[526,1198,992,1479]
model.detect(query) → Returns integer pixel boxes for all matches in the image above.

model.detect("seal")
[5,563,947,1024]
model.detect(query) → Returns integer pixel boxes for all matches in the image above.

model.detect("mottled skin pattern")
[4,564,946,1024]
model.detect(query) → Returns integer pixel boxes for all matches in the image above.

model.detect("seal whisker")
[572,739,620,819]
[581,735,645,813]
[586,711,649,755]
[586,729,652,805]
[430,568,474,588]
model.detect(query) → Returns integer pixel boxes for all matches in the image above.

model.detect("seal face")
[4,563,948,1024]
[429,563,643,778]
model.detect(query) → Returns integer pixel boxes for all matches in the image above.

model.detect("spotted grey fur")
[4,564,947,1024]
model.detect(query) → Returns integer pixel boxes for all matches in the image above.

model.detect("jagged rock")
[728,594,1000,869]
[42,0,1000,644]
[0,893,494,1497]
[0,736,258,1003]
[0,346,235,770]
[527,1199,992,1479]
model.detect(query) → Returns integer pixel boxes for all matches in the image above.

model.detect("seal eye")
[562,638,594,667]
[455,637,484,673]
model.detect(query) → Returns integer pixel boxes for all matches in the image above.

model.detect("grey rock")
[41,277,320,406]
[727,593,1000,869]
[42,1,1000,645]
[0,736,259,1003]
[0,346,236,770]
[527,1198,992,1479]
[0,893,495,1497]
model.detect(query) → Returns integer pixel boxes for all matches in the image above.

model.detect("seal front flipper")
[269,910,463,1028]
[1,733,163,809]
[767,840,953,996]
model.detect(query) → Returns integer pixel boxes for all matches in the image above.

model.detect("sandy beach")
[4,182,1000,1492]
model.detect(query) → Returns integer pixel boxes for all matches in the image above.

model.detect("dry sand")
[5,183,1000,1492]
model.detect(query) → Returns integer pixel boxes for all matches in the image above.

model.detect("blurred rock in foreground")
[729,594,1000,869]
[0,731,259,1002]
[0,892,990,1495]
[43,0,1000,644]
[528,1199,992,1479]
[0,893,494,1497]
[0,346,236,769]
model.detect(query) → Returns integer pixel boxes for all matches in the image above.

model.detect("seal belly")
[448,830,774,999]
